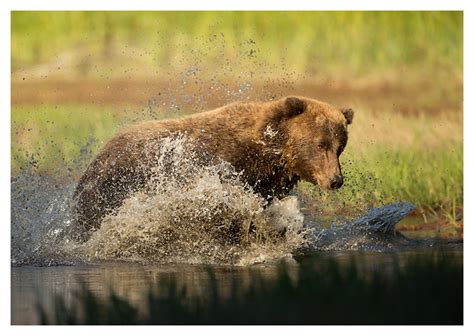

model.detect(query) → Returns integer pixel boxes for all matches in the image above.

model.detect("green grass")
[35,252,463,325]
[365,147,463,210]
[298,144,463,215]
[11,105,125,174]
[10,104,191,174]
[11,11,463,80]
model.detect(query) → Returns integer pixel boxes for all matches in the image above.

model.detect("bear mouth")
[301,172,324,189]
[311,173,335,191]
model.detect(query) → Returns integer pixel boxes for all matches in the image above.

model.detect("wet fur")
[72,96,353,240]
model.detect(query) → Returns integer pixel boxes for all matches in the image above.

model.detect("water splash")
[11,171,77,265]
[308,202,417,251]
[11,34,422,267]
[10,137,418,266]
[78,135,307,265]
[11,141,420,265]
[11,136,309,266]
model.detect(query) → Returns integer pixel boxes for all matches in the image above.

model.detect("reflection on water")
[11,261,287,324]
[11,250,462,325]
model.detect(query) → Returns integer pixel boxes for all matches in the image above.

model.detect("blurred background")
[11,11,463,237]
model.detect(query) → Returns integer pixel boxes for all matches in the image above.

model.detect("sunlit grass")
[11,105,124,174]
[298,144,463,216]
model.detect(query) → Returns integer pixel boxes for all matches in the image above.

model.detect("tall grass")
[35,252,463,325]
[11,11,463,80]
[11,105,125,174]
[298,144,463,214]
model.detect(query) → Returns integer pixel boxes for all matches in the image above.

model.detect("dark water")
[11,250,463,325]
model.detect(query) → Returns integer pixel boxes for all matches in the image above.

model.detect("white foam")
[80,135,307,265]
[11,136,308,266]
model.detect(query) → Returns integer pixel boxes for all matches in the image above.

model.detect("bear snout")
[329,175,344,189]
[311,171,343,190]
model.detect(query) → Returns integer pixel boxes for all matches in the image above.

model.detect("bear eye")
[317,144,325,151]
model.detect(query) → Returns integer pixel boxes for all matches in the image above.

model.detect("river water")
[12,249,463,325]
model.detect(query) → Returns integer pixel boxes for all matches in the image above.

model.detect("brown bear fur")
[72,96,353,240]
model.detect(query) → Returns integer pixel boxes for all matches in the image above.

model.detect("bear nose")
[330,175,343,189]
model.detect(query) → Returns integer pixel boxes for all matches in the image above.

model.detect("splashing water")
[11,171,77,265]
[11,136,308,266]
[307,202,417,252]
[79,135,310,265]
[76,135,305,265]
[11,136,418,267]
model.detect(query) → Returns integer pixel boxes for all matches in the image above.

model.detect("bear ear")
[283,96,306,118]
[341,107,354,125]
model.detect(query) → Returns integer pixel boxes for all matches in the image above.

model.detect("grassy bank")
[298,144,463,214]
[35,252,463,325]
[12,105,123,174]
[12,11,462,81]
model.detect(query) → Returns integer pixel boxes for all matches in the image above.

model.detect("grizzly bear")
[72,96,354,241]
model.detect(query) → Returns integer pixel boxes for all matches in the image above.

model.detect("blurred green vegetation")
[11,104,189,174]
[36,252,463,325]
[11,11,463,80]
[11,105,122,174]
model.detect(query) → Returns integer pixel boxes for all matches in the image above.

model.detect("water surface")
[12,249,462,325]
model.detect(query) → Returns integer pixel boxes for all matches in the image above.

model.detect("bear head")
[277,96,354,190]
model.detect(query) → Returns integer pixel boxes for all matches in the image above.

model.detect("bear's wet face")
[309,121,348,190]
[282,97,353,191]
